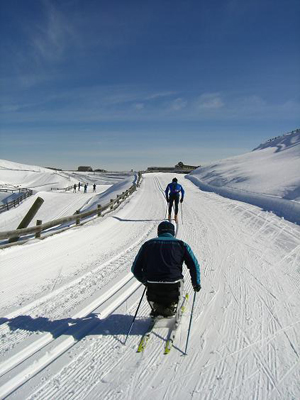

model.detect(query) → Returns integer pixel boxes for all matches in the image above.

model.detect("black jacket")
[131,233,200,286]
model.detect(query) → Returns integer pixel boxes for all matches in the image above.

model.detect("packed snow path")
[0,173,299,399]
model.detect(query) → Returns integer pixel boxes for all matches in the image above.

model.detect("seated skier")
[131,221,201,318]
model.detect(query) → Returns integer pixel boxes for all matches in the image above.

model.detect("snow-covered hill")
[189,129,300,201]
[0,159,76,191]
[187,130,300,224]
[0,159,136,231]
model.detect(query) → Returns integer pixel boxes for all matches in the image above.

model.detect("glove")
[180,198,183,203]
[193,284,201,292]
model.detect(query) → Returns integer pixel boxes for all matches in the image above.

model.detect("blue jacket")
[165,182,185,200]
[131,233,200,286]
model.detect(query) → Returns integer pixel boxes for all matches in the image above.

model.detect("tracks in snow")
[0,274,141,399]
[1,174,300,399]
[0,173,169,398]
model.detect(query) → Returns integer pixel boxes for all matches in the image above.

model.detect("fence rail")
[0,189,33,213]
[51,185,73,191]
[0,173,142,243]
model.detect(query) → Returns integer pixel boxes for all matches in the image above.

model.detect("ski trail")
[2,173,299,400]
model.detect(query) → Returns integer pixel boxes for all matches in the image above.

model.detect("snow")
[0,159,136,231]
[0,138,299,399]
[190,130,300,201]
[188,130,300,225]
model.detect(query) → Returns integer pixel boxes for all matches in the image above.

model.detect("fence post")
[97,204,102,217]
[110,199,114,210]
[35,220,42,238]
[75,210,81,225]
[9,196,44,243]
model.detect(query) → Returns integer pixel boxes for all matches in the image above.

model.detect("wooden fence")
[51,185,74,191]
[0,173,142,243]
[0,189,33,213]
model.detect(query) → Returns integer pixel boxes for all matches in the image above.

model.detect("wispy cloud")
[196,93,225,110]
[30,0,76,63]
[169,98,188,111]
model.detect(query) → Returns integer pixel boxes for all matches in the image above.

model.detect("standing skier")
[131,221,201,318]
[165,177,185,223]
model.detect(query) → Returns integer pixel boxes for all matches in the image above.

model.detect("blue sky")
[0,0,299,170]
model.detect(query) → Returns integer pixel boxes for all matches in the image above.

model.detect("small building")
[147,162,200,173]
[147,166,176,172]
[175,161,199,171]
[78,166,93,172]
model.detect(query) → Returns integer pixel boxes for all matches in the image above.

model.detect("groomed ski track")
[0,173,299,399]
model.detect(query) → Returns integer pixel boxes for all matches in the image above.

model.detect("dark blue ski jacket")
[165,183,185,200]
[131,233,200,286]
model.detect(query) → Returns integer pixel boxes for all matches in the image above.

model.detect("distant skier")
[93,183,96,192]
[78,182,81,191]
[73,183,77,193]
[131,221,201,318]
[165,177,185,223]
[84,183,87,193]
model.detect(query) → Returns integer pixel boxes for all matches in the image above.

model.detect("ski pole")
[184,291,197,355]
[124,286,147,345]
[181,202,184,225]
[165,202,169,220]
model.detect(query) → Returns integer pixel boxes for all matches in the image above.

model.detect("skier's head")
[157,221,175,237]
[172,177,178,183]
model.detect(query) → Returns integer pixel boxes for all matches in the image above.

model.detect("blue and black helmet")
[157,221,175,236]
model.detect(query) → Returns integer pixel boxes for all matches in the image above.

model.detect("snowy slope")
[189,129,300,201]
[0,159,136,231]
[0,159,135,193]
[0,159,76,191]
[0,173,299,400]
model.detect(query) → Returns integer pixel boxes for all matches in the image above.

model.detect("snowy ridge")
[253,128,300,151]
[188,129,300,221]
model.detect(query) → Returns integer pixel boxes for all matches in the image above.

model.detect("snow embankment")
[80,173,138,212]
[187,175,300,225]
[188,129,300,224]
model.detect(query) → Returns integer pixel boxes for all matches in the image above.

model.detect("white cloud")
[134,103,145,110]
[239,95,266,108]
[170,98,187,111]
[30,0,75,62]
[196,93,224,110]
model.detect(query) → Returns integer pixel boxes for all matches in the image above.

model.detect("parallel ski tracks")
[2,174,299,399]
[0,275,141,398]
[0,175,167,398]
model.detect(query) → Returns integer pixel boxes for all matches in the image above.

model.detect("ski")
[164,293,189,355]
[137,293,189,354]
[137,317,167,353]
[137,320,155,353]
